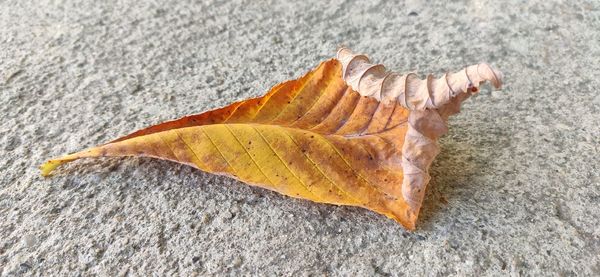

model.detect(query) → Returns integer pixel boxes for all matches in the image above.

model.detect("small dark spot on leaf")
[408,11,418,16]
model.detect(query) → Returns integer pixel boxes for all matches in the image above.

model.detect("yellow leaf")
[41,49,502,230]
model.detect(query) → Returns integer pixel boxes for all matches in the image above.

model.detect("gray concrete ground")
[1,0,599,275]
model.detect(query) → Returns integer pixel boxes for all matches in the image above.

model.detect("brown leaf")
[40,48,502,230]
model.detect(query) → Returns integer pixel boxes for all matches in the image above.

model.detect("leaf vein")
[382,103,398,130]
[282,129,362,205]
[200,127,238,176]
[157,134,180,160]
[317,134,390,199]
[287,67,338,126]
[360,100,382,135]
[308,86,350,131]
[173,130,207,170]
[251,126,321,201]
[268,67,322,123]
[224,125,274,186]
[332,93,362,134]
[250,83,285,120]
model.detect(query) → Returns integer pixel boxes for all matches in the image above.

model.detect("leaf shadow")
[416,136,485,230]
[51,156,409,229]
[46,157,219,189]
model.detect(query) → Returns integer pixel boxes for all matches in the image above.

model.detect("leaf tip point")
[40,160,60,177]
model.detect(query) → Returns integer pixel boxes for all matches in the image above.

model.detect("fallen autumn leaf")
[41,48,502,230]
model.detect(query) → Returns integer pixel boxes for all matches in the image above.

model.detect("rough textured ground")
[1,0,599,275]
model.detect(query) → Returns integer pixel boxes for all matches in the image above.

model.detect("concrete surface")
[1,0,599,275]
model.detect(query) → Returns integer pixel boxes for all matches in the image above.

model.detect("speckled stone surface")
[1,0,599,275]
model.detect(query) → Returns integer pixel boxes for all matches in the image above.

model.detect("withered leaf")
[41,48,502,230]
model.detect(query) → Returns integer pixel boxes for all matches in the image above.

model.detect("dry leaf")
[41,48,502,230]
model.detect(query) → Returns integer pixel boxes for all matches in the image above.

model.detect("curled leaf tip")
[336,47,503,110]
